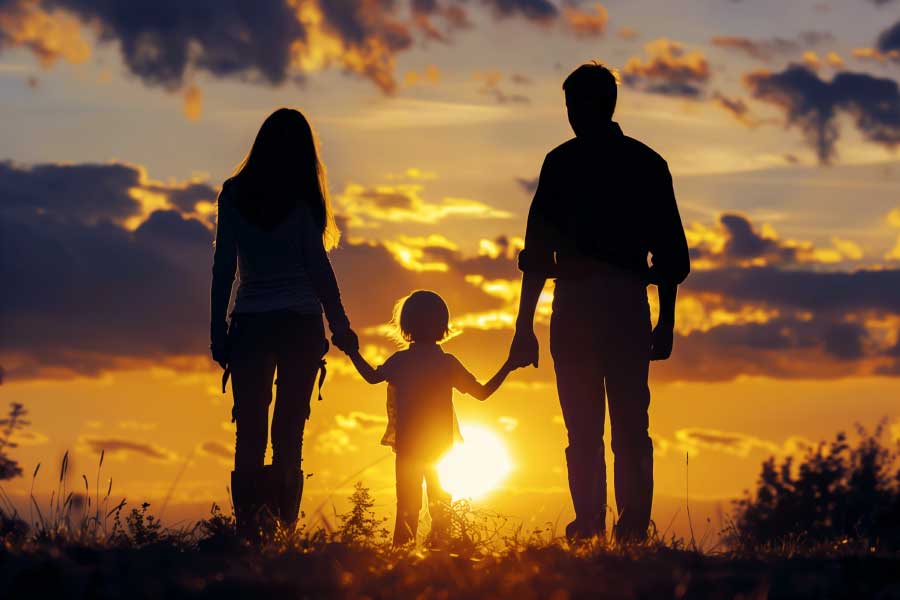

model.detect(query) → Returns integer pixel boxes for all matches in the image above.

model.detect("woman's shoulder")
[218,177,239,206]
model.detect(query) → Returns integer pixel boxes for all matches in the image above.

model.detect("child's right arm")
[348,350,386,385]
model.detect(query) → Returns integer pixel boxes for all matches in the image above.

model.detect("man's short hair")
[562,62,618,119]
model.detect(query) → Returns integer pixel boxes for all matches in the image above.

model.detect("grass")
[2,425,900,598]
[1,465,898,599]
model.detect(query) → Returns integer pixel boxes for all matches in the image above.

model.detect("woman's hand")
[210,323,229,369]
[332,327,359,354]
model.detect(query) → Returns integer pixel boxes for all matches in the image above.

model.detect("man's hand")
[649,322,674,361]
[509,328,540,368]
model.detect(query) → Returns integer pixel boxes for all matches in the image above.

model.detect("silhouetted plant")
[337,482,390,547]
[0,402,29,481]
[110,502,163,547]
[728,423,900,552]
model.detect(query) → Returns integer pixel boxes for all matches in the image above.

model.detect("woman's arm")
[467,359,516,401]
[348,350,386,385]
[210,188,237,368]
[301,206,358,352]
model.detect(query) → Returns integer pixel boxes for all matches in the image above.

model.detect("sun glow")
[437,425,512,500]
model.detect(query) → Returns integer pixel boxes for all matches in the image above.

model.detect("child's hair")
[390,290,457,345]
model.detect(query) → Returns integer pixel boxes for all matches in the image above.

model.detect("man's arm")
[650,284,677,361]
[648,159,690,361]
[510,154,557,368]
[510,272,546,367]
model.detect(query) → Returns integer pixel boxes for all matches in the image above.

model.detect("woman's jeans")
[229,311,327,474]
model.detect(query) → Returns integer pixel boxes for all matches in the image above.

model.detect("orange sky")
[1,0,900,539]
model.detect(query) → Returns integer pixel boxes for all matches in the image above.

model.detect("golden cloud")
[562,3,608,38]
[0,2,90,67]
[337,182,511,227]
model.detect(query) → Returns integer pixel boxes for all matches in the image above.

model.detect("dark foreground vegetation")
[1,406,899,599]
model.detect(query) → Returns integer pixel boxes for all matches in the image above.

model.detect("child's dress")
[381,383,463,451]
[374,342,481,545]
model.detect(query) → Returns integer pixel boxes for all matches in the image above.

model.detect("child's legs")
[394,453,424,546]
[424,466,451,536]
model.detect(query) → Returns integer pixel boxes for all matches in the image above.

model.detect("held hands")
[508,327,539,369]
[332,326,360,354]
[649,322,674,361]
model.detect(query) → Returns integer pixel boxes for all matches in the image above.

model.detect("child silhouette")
[348,290,515,546]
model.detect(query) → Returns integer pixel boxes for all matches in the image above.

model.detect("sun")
[436,424,512,500]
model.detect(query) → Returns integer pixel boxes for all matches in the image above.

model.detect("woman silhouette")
[210,108,358,529]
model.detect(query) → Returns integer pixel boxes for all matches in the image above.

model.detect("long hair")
[231,108,340,249]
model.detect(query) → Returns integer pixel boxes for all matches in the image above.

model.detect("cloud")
[515,176,539,194]
[562,3,608,38]
[198,440,232,461]
[404,64,441,86]
[79,435,178,462]
[335,411,388,432]
[182,84,202,121]
[474,70,531,104]
[674,428,780,457]
[710,32,835,63]
[744,64,900,164]
[337,181,511,226]
[622,38,711,98]
[687,213,862,269]
[617,26,638,41]
[0,0,90,66]
[876,19,900,62]
[0,0,588,94]
[711,92,755,126]
[480,0,558,23]
[0,161,215,379]
[315,428,358,455]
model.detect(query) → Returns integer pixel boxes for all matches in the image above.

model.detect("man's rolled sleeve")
[517,155,558,277]
[649,161,691,286]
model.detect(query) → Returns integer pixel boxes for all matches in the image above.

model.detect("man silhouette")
[509,63,690,542]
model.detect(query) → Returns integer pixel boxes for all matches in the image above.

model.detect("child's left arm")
[463,358,516,401]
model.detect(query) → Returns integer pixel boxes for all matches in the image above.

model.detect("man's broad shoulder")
[621,135,668,168]
[545,138,580,162]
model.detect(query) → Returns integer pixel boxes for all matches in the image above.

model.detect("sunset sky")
[2,0,900,536]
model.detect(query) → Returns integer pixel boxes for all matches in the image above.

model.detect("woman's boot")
[277,468,304,525]
[231,469,267,539]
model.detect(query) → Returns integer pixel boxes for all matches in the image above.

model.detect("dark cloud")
[80,436,177,462]
[199,441,232,460]
[876,20,900,57]
[0,162,214,379]
[481,0,558,22]
[689,213,805,267]
[688,267,900,315]
[0,0,566,93]
[46,0,307,89]
[711,32,835,63]
[0,161,144,224]
[622,39,711,98]
[745,64,900,163]
[516,176,539,194]
[162,182,218,214]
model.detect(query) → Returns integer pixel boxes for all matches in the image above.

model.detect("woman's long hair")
[231,108,340,249]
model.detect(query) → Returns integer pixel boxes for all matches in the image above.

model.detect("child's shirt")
[376,343,480,460]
